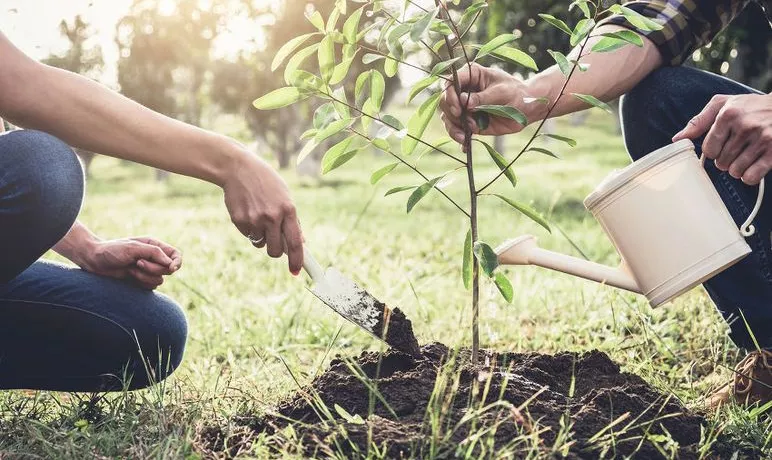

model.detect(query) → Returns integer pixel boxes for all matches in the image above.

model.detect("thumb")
[129,242,174,267]
[673,97,725,142]
[462,88,497,110]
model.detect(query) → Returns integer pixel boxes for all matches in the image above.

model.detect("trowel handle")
[302,246,326,282]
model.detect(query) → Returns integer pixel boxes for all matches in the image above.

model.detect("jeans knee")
[4,130,84,240]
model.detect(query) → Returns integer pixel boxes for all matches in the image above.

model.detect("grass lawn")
[1,109,770,458]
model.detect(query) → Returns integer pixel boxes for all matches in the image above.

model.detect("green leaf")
[413,136,453,160]
[490,194,551,233]
[459,0,487,31]
[296,139,318,165]
[321,136,358,173]
[354,71,371,102]
[489,46,538,71]
[609,5,664,31]
[253,87,307,110]
[592,30,644,53]
[401,92,441,155]
[300,128,317,140]
[462,229,472,290]
[362,53,385,64]
[371,70,385,111]
[430,57,461,76]
[370,162,399,184]
[326,7,341,33]
[272,33,316,71]
[332,86,350,119]
[429,20,453,35]
[361,98,376,130]
[569,0,591,18]
[570,18,595,47]
[472,241,499,277]
[318,35,335,82]
[356,22,378,42]
[406,176,441,213]
[381,114,404,130]
[315,118,352,142]
[343,44,356,60]
[335,0,346,15]
[284,44,319,84]
[286,70,323,91]
[526,147,560,159]
[601,30,644,47]
[408,75,438,103]
[371,138,390,151]
[476,140,516,188]
[330,56,356,85]
[476,34,517,60]
[377,17,395,48]
[538,14,572,35]
[384,56,399,77]
[343,6,364,43]
[539,133,577,147]
[313,102,337,129]
[306,11,325,32]
[547,49,571,76]
[410,7,438,41]
[385,185,416,196]
[572,93,613,114]
[387,23,411,57]
[474,105,527,126]
[494,272,513,303]
[432,39,445,54]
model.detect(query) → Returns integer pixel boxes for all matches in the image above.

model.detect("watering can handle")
[700,154,765,237]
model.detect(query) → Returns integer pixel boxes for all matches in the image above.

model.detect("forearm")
[52,221,100,269]
[0,33,240,186]
[524,25,664,121]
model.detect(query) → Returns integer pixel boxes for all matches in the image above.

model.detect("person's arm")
[0,31,303,274]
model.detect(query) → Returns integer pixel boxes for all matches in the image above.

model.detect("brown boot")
[707,349,772,410]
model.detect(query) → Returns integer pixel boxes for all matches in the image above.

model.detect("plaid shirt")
[606,0,771,65]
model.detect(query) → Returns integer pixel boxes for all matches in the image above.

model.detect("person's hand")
[80,237,182,290]
[673,93,772,185]
[221,153,304,275]
[440,63,535,144]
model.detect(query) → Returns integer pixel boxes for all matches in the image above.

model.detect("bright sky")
[1,0,133,87]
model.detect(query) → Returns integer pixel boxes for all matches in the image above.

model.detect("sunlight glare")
[158,0,176,16]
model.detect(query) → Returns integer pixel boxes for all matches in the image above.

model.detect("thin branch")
[321,90,467,165]
[357,44,452,83]
[348,127,471,217]
[380,9,443,61]
[476,9,600,194]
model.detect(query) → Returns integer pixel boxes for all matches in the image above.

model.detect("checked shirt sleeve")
[604,0,750,66]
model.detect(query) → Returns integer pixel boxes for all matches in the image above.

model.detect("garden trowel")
[302,246,421,357]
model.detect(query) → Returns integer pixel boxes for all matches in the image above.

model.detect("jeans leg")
[621,66,772,350]
[0,130,84,283]
[0,261,188,391]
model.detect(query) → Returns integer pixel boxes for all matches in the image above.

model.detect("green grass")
[1,110,769,458]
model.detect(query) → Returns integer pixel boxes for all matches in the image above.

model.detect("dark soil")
[205,343,749,459]
[374,304,421,358]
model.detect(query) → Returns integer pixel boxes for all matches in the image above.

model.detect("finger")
[672,96,726,142]
[137,259,174,276]
[128,267,164,290]
[441,113,465,144]
[742,154,771,185]
[282,217,304,275]
[714,132,745,171]
[129,242,173,267]
[133,237,182,271]
[441,80,462,118]
[702,120,731,161]
[264,221,283,258]
[729,145,763,179]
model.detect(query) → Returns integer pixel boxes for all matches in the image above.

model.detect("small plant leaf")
[406,176,441,213]
[413,136,453,159]
[476,140,516,188]
[284,44,319,84]
[474,105,527,126]
[472,241,499,277]
[286,70,323,91]
[253,87,307,110]
[547,49,571,76]
[609,5,664,31]
[459,0,487,31]
[410,7,438,41]
[272,33,316,71]
[572,93,613,113]
[371,70,386,111]
[384,56,399,77]
[296,139,319,165]
[476,34,517,60]
[490,194,551,233]
[381,114,404,130]
[321,136,359,174]
[538,14,572,35]
[318,35,335,82]
[385,185,416,196]
[361,97,376,130]
[540,133,577,147]
[494,272,514,303]
[569,0,591,18]
[370,162,399,184]
[408,75,438,103]
[462,229,473,290]
[430,57,462,76]
[332,86,350,119]
[489,46,538,71]
[570,18,595,47]
[526,147,560,159]
[313,102,337,129]
[326,7,340,33]
[306,10,325,32]
[371,138,390,151]
[300,128,318,140]
[429,20,453,35]
[343,6,364,43]
[362,53,385,64]
[354,71,371,102]
[592,30,644,53]
[401,92,441,155]
[330,56,356,85]
[601,30,644,47]
[315,118,352,142]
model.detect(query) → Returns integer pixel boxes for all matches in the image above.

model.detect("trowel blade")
[309,267,386,342]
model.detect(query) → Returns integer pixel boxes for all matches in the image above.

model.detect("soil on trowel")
[374,303,421,358]
[205,344,749,459]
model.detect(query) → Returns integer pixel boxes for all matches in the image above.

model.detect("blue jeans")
[621,66,772,350]
[0,130,187,391]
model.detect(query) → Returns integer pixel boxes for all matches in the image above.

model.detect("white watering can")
[495,139,766,308]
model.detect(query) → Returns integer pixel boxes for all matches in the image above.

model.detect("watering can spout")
[495,235,641,294]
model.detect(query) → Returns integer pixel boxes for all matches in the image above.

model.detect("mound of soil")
[209,343,743,459]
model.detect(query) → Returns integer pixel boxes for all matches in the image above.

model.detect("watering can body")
[496,139,764,308]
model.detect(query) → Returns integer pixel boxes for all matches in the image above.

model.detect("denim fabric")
[0,130,187,391]
[621,66,772,350]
